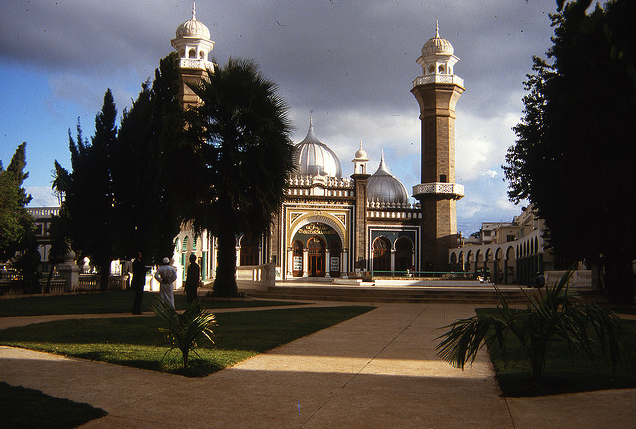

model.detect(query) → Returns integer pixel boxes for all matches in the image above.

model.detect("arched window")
[199,51,205,59]
[395,237,413,272]
[373,237,391,272]
[189,48,196,58]
[182,236,189,252]
[438,64,445,73]
[239,234,259,266]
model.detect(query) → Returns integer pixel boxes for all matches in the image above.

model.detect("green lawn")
[475,308,636,397]
[0,306,375,377]
[0,290,300,317]
[0,381,107,429]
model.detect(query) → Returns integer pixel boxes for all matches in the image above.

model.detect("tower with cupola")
[411,22,465,270]
[171,2,215,108]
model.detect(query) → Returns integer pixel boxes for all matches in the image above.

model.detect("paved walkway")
[1,303,635,428]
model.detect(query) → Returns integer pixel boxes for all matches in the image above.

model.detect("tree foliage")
[184,58,296,296]
[436,272,634,385]
[110,52,190,262]
[503,0,636,304]
[0,143,39,288]
[54,91,118,289]
[54,53,189,286]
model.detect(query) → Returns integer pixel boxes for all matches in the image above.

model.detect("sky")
[0,0,560,236]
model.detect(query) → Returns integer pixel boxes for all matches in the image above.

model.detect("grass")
[0,290,300,317]
[475,308,636,397]
[0,306,375,377]
[0,381,107,428]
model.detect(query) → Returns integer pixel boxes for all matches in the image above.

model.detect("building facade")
[169,10,464,282]
[448,204,560,285]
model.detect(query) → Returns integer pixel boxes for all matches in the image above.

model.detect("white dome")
[354,143,368,160]
[175,3,210,40]
[294,121,341,177]
[421,22,454,57]
[367,154,408,204]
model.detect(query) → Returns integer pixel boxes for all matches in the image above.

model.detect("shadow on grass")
[0,290,304,317]
[0,306,376,377]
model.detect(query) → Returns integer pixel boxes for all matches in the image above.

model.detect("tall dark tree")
[54,90,117,290]
[110,52,190,263]
[185,58,296,296]
[504,0,636,304]
[0,143,38,290]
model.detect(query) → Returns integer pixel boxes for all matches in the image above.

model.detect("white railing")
[412,75,465,88]
[179,58,213,70]
[26,207,60,218]
[413,182,464,198]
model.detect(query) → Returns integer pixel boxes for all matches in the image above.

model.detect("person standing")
[131,252,147,314]
[185,253,200,304]
[154,257,177,308]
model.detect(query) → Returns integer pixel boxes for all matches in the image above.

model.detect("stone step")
[245,285,541,304]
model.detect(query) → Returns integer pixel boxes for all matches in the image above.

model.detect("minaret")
[171,2,215,107]
[411,22,465,270]
[351,142,370,270]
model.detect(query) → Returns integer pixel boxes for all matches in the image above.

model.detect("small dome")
[294,120,342,177]
[354,142,368,160]
[175,3,211,40]
[367,153,408,204]
[421,22,454,57]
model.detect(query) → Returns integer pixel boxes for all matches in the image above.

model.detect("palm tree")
[184,58,295,297]
[435,272,633,385]
[152,298,216,370]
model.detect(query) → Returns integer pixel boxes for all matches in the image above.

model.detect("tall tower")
[411,23,465,270]
[351,142,370,270]
[171,2,215,107]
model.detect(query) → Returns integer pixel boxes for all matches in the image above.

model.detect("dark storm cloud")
[1,0,560,232]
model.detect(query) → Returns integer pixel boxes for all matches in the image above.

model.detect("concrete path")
[1,303,635,428]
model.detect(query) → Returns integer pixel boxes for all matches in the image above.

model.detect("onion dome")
[421,21,454,57]
[294,119,342,177]
[175,2,211,40]
[367,151,408,204]
[354,142,368,160]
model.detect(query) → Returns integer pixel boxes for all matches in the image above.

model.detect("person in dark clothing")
[131,252,147,314]
[185,253,200,304]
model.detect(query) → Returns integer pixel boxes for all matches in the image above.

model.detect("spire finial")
[435,20,440,38]
[192,1,197,20]
[359,140,363,151]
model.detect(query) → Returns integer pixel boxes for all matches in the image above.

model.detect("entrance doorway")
[307,237,325,277]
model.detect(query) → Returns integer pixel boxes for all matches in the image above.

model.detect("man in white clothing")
[154,257,177,308]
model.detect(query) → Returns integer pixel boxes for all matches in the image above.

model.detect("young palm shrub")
[435,272,633,385]
[151,298,216,369]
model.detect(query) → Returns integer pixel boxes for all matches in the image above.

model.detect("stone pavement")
[1,303,635,428]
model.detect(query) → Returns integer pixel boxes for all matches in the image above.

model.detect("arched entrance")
[239,233,259,266]
[307,237,325,277]
[395,237,413,272]
[290,222,343,278]
[373,237,391,272]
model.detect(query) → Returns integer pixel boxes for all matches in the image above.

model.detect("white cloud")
[26,187,60,208]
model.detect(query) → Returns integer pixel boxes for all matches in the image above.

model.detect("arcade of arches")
[449,234,551,285]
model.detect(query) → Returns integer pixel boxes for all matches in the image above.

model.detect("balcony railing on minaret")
[413,182,464,200]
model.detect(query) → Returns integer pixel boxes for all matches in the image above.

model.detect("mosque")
[171,6,465,283]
